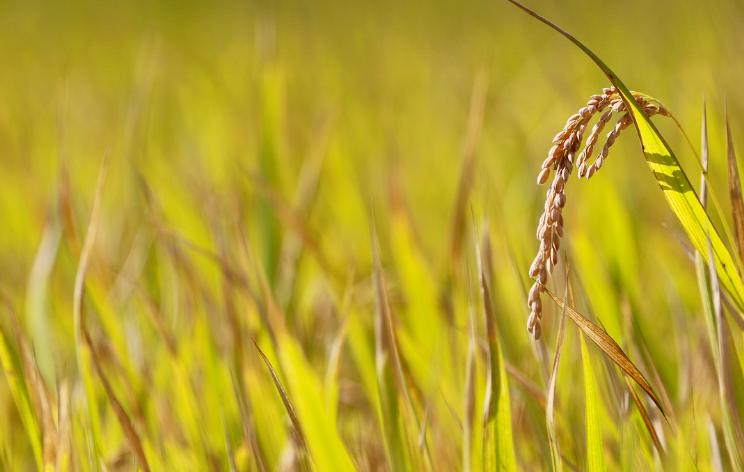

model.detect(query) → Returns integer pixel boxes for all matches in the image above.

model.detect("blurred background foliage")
[2,0,744,470]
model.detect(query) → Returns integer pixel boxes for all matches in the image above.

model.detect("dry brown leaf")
[543,289,666,418]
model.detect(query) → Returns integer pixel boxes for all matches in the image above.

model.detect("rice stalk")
[527,88,668,340]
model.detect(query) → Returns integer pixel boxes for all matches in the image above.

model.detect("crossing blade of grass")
[473,220,516,472]
[0,303,42,469]
[1,288,57,469]
[83,329,150,472]
[134,281,212,469]
[694,103,744,469]
[243,228,358,472]
[706,235,744,469]
[622,373,665,463]
[696,99,722,369]
[222,411,238,472]
[72,149,110,468]
[543,289,665,418]
[371,218,431,471]
[32,358,56,471]
[580,332,605,472]
[508,0,744,315]
[230,372,270,472]
[253,339,312,468]
[628,318,678,428]
[272,330,360,472]
[546,276,569,472]
[247,172,340,283]
[726,106,744,268]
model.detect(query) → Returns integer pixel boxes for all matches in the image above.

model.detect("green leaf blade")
[581,333,606,472]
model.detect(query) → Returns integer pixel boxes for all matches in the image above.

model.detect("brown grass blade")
[252,339,310,456]
[726,105,744,271]
[84,329,150,472]
[543,289,666,418]
[622,373,666,461]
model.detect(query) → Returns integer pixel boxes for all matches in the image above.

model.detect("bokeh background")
[2,0,744,470]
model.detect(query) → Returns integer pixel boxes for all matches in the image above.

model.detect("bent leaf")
[507,0,744,315]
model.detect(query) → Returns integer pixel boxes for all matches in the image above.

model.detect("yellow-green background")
[1,0,744,470]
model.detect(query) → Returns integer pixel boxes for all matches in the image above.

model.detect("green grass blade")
[474,222,516,472]
[546,281,568,472]
[371,218,431,471]
[507,0,744,315]
[0,318,42,469]
[580,333,606,472]
[253,340,312,465]
[707,235,744,469]
[72,150,110,469]
[84,330,151,472]
[273,332,360,472]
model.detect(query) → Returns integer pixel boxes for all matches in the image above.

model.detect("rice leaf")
[544,289,665,417]
[507,0,744,316]
[474,221,516,472]
[580,333,606,472]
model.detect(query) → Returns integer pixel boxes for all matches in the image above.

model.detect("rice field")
[2,0,744,470]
